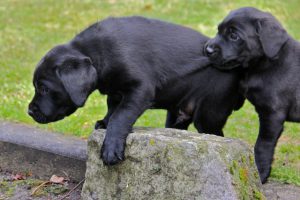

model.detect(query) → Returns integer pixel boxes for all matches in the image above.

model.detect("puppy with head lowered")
[205,7,299,183]
[29,16,244,165]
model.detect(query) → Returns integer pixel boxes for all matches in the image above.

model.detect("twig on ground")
[31,181,50,196]
[61,171,70,181]
[58,178,85,200]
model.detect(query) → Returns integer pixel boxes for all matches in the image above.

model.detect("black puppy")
[205,7,299,183]
[28,16,244,165]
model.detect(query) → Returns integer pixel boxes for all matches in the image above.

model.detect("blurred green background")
[0,0,299,185]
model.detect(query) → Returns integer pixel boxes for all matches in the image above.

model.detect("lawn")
[0,0,299,185]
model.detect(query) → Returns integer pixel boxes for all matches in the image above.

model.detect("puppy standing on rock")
[28,16,244,165]
[205,7,300,183]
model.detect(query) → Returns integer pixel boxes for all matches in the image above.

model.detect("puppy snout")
[206,46,215,54]
[28,103,38,116]
[28,109,34,116]
[205,44,219,57]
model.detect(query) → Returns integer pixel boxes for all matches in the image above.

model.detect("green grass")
[0,0,299,185]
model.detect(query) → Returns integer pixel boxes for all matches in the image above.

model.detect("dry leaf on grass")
[12,173,26,181]
[50,175,65,184]
[32,174,66,196]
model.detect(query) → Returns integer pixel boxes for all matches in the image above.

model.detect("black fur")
[28,16,244,165]
[205,7,299,183]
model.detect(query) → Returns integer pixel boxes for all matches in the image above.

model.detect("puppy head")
[28,45,98,123]
[205,7,289,70]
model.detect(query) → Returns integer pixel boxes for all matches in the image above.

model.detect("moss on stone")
[253,189,266,200]
[229,160,238,175]
[254,171,259,179]
[150,165,162,175]
[230,166,235,175]
[249,154,255,166]
[149,138,155,146]
[239,168,249,183]
[228,156,265,200]
[241,155,247,164]
[232,160,238,168]
[196,142,208,155]
[165,142,184,162]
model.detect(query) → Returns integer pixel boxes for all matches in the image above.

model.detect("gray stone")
[82,128,264,200]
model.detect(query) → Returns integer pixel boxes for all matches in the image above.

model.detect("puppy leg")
[173,120,192,130]
[165,111,177,128]
[101,87,153,165]
[255,111,285,183]
[95,95,121,129]
[165,111,192,130]
[193,109,227,137]
[194,120,224,136]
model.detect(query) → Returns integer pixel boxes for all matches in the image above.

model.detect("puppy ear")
[256,17,288,58]
[56,56,97,107]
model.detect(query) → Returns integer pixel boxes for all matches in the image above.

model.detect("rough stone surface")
[82,128,264,200]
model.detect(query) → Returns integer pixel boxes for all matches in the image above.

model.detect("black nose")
[28,103,38,116]
[28,109,34,116]
[205,44,218,57]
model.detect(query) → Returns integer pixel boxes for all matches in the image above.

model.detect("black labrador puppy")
[205,7,299,183]
[28,16,244,165]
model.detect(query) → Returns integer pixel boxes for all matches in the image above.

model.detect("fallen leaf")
[12,173,26,180]
[50,175,65,184]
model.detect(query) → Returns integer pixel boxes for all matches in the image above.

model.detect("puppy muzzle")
[28,103,49,124]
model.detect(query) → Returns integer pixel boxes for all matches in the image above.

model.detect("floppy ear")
[256,17,288,58]
[56,56,98,107]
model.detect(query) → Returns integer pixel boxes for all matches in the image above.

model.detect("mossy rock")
[82,128,264,200]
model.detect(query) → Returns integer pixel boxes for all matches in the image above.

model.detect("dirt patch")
[0,170,82,200]
[278,135,300,145]
[263,181,300,200]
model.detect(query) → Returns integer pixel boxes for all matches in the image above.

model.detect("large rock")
[81,128,265,200]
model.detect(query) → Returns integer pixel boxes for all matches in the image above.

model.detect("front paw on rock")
[258,168,270,184]
[100,139,125,165]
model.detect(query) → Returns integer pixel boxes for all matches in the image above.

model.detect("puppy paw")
[100,138,125,165]
[257,164,271,184]
[259,171,270,184]
[95,120,107,129]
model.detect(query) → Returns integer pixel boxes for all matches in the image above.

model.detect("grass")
[0,0,299,185]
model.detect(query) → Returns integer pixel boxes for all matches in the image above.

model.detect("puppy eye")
[40,85,49,95]
[229,32,239,41]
